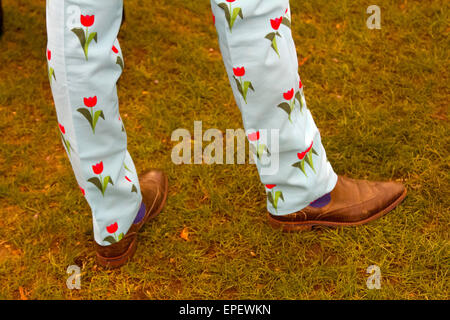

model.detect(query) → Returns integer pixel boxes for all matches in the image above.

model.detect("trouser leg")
[46,0,142,245]
[211,0,337,215]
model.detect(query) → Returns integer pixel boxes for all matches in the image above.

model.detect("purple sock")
[309,192,331,208]
[133,202,146,224]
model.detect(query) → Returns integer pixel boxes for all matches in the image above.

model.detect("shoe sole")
[96,173,169,269]
[267,189,407,232]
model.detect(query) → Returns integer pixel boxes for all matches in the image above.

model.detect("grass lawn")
[0,0,448,299]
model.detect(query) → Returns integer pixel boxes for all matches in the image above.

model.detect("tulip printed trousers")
[46,0,337,246]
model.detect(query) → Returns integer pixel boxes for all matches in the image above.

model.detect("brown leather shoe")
[268,176,406,232]
[95,169,169,268]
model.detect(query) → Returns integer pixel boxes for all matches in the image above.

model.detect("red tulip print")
[47,49,51,61]
[218,1,243,32]
[79,186,85,196]
[104,222,124,244]
[299,80,303,89]
[77,96,104,134]
[270,17,283,30]
[106,222,118,234]
[283,88,294,100]
[297,141,313,160]
[248,131,260,141]
[59,123,65,134]
[233,67,245,77]
[292,140,318,176]
[71,14,97,60]
[92,161,103,175]
[112,45,119,54]
[88,161,114,196]
[233,66,254,104]
[80,15,95,27]
[297,151,306,161]
[265,184,276,189]
[84,96,97,108]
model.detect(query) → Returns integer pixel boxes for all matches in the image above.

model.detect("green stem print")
[295,91,304,113]
[124,162,132,173]
[233,67,254,104]
[71,14,97,61]
[265,31,282,57]
[266,184,284,213]
[218,1,243,32]
[292,141,318,177]
[77,96,104,134]
[116,56,124,71]
[88,161,114,196]
[48,67,56,85]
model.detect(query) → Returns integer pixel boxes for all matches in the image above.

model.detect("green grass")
[0,0,448,300]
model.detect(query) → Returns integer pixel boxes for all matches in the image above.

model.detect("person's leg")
[212,0,337,214]
[46,1,169,266]
[211,0,406,227]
